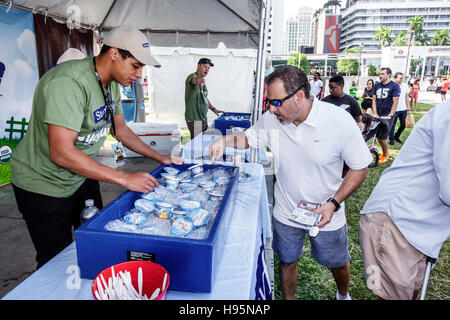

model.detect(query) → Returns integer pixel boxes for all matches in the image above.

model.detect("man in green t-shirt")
[184,58,224,139]
[11,26,182,269]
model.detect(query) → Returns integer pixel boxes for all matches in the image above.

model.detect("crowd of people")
[209,65,449,301]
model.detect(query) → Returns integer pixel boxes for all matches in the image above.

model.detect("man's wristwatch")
[327,198,341,212]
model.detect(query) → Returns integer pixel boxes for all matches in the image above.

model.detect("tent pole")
[250,0,270,163]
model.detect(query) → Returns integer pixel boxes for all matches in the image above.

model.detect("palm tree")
[373,25,392,48]
[392,31,408,46]
[430,29,450,46]
[404,15,424,79]
[326,0,342,15]
[414,33,429,46]
[430,29,450,76]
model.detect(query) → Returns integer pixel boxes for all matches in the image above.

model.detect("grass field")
[272,102,450,300]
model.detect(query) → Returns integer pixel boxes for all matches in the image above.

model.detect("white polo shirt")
[246,99,372,231]
[309,79,323,97]
[396,82,409,112]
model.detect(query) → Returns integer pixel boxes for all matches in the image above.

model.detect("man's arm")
[372,94,378,117]
[113,114,183,165]
[207,99,223,116]
[390,96,399,116]
[209,132,249,163]
[48,124,159,193]
[313,167,368,227]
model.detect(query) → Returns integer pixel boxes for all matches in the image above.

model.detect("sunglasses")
[266,86,302,107]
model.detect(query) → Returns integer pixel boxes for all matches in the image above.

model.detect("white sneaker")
[336,291,352,300]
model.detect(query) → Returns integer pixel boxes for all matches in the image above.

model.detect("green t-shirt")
[184,72,209,122]
[11,56,123,198]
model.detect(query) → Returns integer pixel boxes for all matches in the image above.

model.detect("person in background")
[372,67,400,164]
[360,99,450,300]
[209,66,372,301]
[441,77,450,101]
[361,79,375,114]
[322,75,362,129]
[11,26,183,269]
[184,58,224,140]
[309,72,324,100]
[349,81,357,100]
[389,72,410,145]
[411,79,420,111]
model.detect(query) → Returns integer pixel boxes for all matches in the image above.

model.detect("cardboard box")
[214,112,251,135]
[75,163,238,293]
[124,122,181,157]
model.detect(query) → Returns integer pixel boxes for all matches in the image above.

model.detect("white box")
[124,122,181,157]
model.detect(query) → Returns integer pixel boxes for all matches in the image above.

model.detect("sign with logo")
[0,6,39,185]
[323,15,340,54]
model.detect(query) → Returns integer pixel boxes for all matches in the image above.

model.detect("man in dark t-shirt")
[323,75,362,129]
[372,67,400,164]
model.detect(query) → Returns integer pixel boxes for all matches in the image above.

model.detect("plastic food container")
[155,202,173,219]
[188,164,204,176]
[134,199,155,213]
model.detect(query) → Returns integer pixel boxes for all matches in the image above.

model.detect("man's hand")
[209,137,226,164]
[311,201,336,228]
[214,108,224,116]
[158,154,184,165]
[122,172,159,194]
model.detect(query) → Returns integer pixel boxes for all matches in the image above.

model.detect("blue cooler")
[75,163,238,293]
[214,112,251,135]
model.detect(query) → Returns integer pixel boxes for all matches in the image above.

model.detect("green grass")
[0,138,21,186]
[273,102,450,300]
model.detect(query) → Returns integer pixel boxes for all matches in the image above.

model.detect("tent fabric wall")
[146,43,257,127]
[4,0,261,49]
[34,13,93,77]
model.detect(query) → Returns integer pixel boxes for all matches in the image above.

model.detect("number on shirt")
[376,88,389,99]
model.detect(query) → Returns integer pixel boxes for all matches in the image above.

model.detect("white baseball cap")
[102,25,161,68]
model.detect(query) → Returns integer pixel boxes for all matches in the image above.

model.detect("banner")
[0,6,39,186]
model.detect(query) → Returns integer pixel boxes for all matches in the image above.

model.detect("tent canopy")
[3,0,262,48]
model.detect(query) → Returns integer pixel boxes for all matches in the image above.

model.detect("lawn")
[272,102,450,300]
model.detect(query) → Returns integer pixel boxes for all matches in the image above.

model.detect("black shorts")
[376,117,395,140]
[12,178,103,269]
[441,90,447,96]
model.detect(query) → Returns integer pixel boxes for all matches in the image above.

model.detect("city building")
[340,0,450,52]
[283,7,316,54]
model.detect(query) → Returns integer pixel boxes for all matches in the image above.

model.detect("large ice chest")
[124,122,181,157]
[214,112,251,135]
[75,163,239,293]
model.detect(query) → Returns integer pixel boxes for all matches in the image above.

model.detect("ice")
[103,167,234,239]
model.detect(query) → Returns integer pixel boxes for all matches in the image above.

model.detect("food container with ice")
[155,202,173,219]
[75,163,239,293]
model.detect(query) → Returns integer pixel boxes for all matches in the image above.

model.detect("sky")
[284,0,329,19]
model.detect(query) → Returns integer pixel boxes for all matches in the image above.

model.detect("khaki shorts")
[359,212,426,300]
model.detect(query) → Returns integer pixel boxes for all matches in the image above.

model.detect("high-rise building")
[340,0,450,52]
[270,0,285,55]
[283,7,316,54]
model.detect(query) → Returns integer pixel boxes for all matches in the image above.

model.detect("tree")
[336,46,360,75]
[374,25,392,48]
[325,0,342,15]
[287,52,299,67]
[392,31,408,46]
[299,54,308,74]
[414,33,429,46]
[405,15,424,78]
[430,29,450,46]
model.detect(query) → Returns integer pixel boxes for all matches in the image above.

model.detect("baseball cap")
[102,25,161,68]
[198,58,214,67]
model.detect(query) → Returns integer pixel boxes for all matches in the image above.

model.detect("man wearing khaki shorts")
[360,99,450,300]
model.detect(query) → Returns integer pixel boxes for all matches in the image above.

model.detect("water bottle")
[80,199,99,224]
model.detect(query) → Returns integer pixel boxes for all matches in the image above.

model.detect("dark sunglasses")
[266,86,302,107]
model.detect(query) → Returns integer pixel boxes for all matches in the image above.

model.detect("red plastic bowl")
[92,260,170,300]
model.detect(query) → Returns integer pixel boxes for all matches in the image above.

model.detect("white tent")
[147,43,257,127]
[1,0,270,132]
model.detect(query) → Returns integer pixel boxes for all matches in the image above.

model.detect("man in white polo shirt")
[209,66,372,300]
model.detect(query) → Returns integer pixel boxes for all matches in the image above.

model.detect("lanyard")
[93,57,116,137]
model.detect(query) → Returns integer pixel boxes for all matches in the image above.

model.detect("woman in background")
[361,79,375,114]
[411,79,420,111]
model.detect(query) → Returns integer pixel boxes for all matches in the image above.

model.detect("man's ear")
[109,47,120,62]
[294,89,305,104]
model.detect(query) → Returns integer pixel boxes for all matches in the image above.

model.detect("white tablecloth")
[2,163,272,300]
